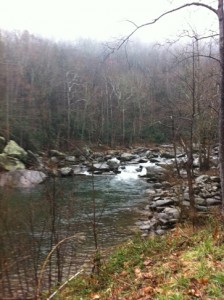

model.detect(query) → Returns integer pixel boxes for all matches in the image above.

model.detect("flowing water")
[0,165,150,298]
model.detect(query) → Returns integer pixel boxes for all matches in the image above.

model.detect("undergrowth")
[53,216,224,300]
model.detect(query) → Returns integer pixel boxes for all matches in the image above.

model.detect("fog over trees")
[0,2,223,298]
[0,29,219,151]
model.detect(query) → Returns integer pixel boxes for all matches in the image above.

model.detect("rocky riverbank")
[0,137,221,237]
[137,173,221,237]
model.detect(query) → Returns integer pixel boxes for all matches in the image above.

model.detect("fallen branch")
[36,233,85,299]
[47,269,84,300]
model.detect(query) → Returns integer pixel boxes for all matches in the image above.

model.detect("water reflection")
[0,169,149,298]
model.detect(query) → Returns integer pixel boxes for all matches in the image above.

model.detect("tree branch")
[171,54,220,66]
[117,2,218,50]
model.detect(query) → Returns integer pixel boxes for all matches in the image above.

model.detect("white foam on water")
[116,162,155,180]
[116,165,140,180]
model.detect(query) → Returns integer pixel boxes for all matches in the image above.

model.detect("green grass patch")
[54,219,224,300]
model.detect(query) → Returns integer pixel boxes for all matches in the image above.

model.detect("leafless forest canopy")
[0,30,219,149]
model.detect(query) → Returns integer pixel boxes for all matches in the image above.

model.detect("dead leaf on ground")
[188,288,203,298]
[120,270,128,277]
[197,277,209,285]
[135,267,143,279]
[142,272,153,279]
[92,294,100,300]
[143,259,153,266]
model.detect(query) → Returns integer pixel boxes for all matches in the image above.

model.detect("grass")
[53,216,224,300]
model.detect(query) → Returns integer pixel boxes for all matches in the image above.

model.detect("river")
[0,165,149,298]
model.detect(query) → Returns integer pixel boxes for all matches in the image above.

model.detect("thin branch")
[117,2,218,50]
[126,19,138,28]
[197,54,220,63]
[209,104,219,114]
[192,33,219,41]
[47,269,84,300]
[171,54,220,66]
[36,233,85,299]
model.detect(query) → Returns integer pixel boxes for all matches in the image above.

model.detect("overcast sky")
[0,0,218,43]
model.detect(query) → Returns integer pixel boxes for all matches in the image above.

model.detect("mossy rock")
[0,153,25,171]
[49,149,66,158]
[3,140,27,161]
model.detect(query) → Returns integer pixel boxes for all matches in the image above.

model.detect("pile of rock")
[47,148,144,177]
[47,146,181,177]
[183,175,221,211]
[0,138,46,187]
[0,139,220,197]
[138,174,221,237]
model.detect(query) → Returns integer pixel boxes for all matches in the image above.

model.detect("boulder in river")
[0,169,47,187]
[60,167,73,176]
[120,152,136,162]
[107,158,120,170]
[141,164,168,181]
[73,165,88,175]
[89,163,110,173]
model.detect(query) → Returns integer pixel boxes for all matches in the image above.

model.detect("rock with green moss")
[3,140,27,161]
[0,153,25,171]
[49,149,66,158]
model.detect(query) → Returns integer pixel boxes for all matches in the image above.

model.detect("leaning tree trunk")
[218,0,224,214]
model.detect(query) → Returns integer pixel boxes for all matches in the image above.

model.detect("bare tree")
[115,0,224,213]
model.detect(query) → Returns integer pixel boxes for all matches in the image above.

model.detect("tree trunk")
[218,0,224,213]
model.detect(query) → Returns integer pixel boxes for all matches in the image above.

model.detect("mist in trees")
[0,29,219,151]
[0,18,221,298]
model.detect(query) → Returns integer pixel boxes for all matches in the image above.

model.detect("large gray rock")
[65,156,76,163]
[120,153,136,161]
[151,199,174,207]
[162,207,180,219]
[90,163,110,172]
[143,165,168,180]
[60,167,73,176]
[0,153,25,171]
[107,158,120,170]
[195,175,210,184]
[73,165,88,175]
[0,170,47,187]
[3,140,27,161]
[206,198,221,206]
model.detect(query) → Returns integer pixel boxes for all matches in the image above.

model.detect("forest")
[0,26,222,298]
[0,29,219,151]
